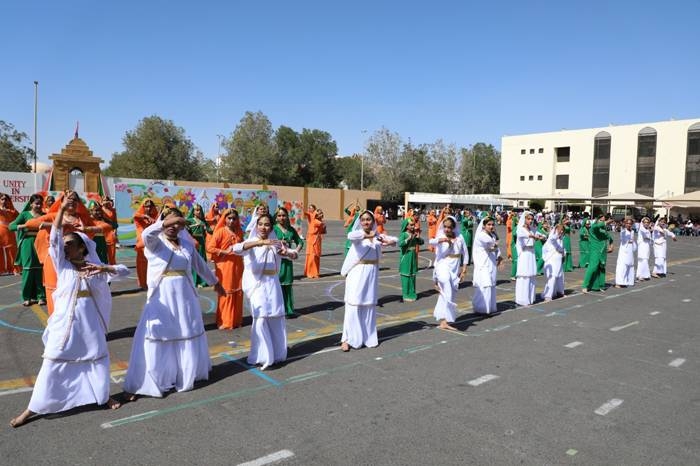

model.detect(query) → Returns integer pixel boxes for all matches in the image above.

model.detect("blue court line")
[0,302,44,334]
[219,353,283,387]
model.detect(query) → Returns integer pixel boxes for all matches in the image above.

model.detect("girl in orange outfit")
[304,205,326,278]
[207,208,245,329]
[427,209,438,252]
[89,201,117,265]
[24,191,96,314]
[505,212,515,260]
[133,198,159,290]
[374,206,386,235]
[205,203,221,259]
[0,193,20,275]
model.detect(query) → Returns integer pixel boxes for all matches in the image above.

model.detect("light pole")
[360,130,367,191]
[33,81,38,173]
[216,134,224,183]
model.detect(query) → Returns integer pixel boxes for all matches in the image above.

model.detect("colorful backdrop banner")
[113,182,285,245]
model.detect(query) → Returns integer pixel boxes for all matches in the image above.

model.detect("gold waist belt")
[76,290,92,298]
[24,232,37,237]
[93,233,105,237]
[262,269,277,275]
[447,254,462,258]
[359,259,378,264]
[163,270,187,277]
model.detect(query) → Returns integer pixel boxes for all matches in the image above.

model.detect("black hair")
[161,206,183,219]
[29,194,44,205]
[257,213,274,226]
[443,217,456,228]
[64,232,88,257]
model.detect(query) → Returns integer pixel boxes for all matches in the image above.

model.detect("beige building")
[500,118,700,207]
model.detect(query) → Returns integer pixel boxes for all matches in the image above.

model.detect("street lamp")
[216,134,224,183]
[360,130,367,191]
[33,81,38,173]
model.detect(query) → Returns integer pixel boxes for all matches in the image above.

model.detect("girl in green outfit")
[582,215,614,292]
[274,207,305,315]
[9,194,46,306]
[535,220,549,275]
[187,204,213,287]
[578,219,591,268]
[461,210,474,265]
[510,223,518,280]
[561,217,574,272]
[399,217,424,302]
[343,200,360,256]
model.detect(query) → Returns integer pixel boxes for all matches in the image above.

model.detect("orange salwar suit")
[374,207,386,235]
[0,197,19,275]
[25,194,94,315]
[506,214,514,260]
[427,211,438,252]
[207,210,245,329]
[304,210,326,278]
[133,200,159,289]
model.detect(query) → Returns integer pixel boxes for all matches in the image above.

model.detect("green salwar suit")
[274,223,305,315]
[399,220,424,301]
[9,209,46,303]
[187,205,213,287]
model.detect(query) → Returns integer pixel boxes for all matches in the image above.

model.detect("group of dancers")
[5,192,676,427]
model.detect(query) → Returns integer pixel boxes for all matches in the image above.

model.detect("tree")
[365,127,405,201]
[298,129,339,188]
[220,111,277,184]
[336,154,366,190]
[104,116,203,180]
[458,143,501,194]
[274,125,304,185]
[0,121,32,172]
[194,151,219,182]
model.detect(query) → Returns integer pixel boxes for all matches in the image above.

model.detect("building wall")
[500,118,700,201]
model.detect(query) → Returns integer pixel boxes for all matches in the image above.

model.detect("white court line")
[101,410,159,429]
[565,341,583,348]
[0,387,33,397]
[467,374,499,386]
[669,358,686,368]
[595,398,623,416]
[238,449,295,466]
[610,321,639,332]
[649,311,661,316]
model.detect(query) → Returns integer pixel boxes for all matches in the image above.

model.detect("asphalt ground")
[1,220,698,465]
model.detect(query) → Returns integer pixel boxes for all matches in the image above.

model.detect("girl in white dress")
[636,217,653,281]
[340,210,396,351]
[542,224,566,301]
[234,213,297,370]
[472,216,503,314]
[515,212,545,306]
[11,193,130,427]
[652,217,677,277]
[615,217,637,287]
[124,207,224,399]
[430,216,468,329]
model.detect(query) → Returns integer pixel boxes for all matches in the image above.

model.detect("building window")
[592,131,611,197]
[635,127,657,197]
[556,174,569,189]
[520,176,525,181]
[556,146,570,162]
[528,175,534,181]
[529,149,535,154]
[538,148,544,154]
[685,122,700,193]
[521,149,526,154]
[537,175,542,181]
[518,201,524,207]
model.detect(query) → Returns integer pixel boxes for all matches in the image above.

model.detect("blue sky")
[2,0,699,167]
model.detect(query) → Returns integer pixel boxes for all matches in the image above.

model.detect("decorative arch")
[686,122,700,193]
[592,131,611,197]
[49,137,104,193]
[635,127,657,196]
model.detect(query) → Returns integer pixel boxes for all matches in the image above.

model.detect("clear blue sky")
[2,0,699,167]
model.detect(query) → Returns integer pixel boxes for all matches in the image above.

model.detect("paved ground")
[1,220,698,465]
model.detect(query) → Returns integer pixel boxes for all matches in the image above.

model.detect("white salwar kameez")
[28,227,128,414]
[636,224,652,280]
[542,230,565,300]
[341,213,396,349]
[615,228,636,286]
[652,224,675,275]
[124,219,218,397]
[430,233,468,322]
[515,213,539,306]
[471,221,500,315]
[234,233,295,369]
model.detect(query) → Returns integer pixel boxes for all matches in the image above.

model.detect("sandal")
[37,299,47,306]
[22,301,31,307]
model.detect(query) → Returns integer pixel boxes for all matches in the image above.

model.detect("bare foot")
[124,392,137,402]
[340,342,350,352]
[433,283,440,292]
[582,288,589,294]
[106,397,121,410]
[438,321,457,331]
[9,409,33,428]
